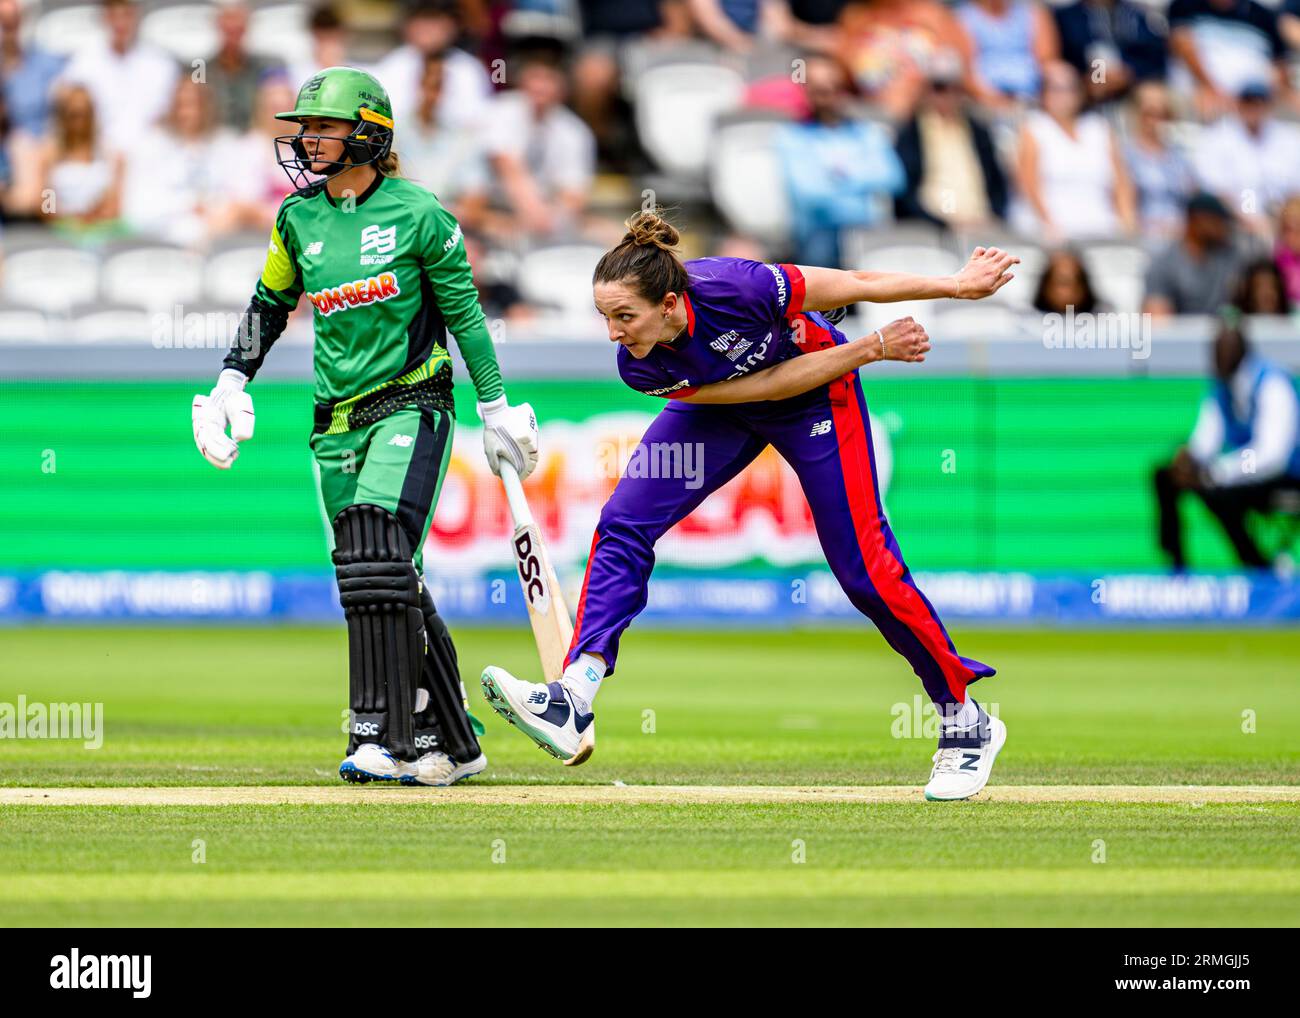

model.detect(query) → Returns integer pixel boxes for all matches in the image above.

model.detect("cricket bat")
[498,461,574,683]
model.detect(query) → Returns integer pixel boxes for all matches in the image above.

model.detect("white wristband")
[217,368,248,391]
[874,329,885,359]
[478,395,508,424]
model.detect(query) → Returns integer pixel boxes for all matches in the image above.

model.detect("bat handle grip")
[497,460,534,527]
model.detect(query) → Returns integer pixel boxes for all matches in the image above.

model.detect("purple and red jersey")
[578,254,996,705]
[617,258,809,399]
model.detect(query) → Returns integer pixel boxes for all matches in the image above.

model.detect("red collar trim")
[656,292,695,352]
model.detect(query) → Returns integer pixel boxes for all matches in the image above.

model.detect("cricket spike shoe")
[401,750,489,786]
[923,703,1007,801]
[338,742,414,784]
[480,666,595,766]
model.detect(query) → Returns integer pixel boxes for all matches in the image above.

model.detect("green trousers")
[310,405,454,571]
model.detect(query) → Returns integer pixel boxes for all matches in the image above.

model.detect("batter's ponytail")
[376,149,402,177]
[594,209,689,303]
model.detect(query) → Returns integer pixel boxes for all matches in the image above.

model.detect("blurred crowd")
[3,0,1300,324]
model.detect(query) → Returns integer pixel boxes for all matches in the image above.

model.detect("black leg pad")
[333,504,423,761]
[413,586,482,763]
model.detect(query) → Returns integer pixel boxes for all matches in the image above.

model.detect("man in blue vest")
[1154,321,1300,570]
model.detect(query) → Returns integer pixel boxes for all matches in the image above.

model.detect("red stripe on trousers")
[566,529,601,664]
[830,383,973,702]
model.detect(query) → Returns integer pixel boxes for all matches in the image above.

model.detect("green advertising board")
[0,377,1245,572]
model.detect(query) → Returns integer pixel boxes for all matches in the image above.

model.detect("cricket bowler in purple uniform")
[483,211,1020,800]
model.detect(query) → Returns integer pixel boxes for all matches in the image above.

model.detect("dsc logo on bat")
[513,528,551,616]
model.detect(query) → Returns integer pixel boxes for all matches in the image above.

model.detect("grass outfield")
[1,625,1297,926]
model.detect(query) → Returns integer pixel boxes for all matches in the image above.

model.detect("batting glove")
[479,396,539,480]
[192,369,255,470]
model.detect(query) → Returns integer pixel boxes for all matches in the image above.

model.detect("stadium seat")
[0,305,51,343]
[1080,242,1150,313]
[69,303,154,344]
[932,303,1039,339]
[618,37,725,101]
[709,112,793,248]
[100,241,205,312]
[32,3,105,56]
[515,243,606,317]
[840,223,948,269]
[854,244,963,280]
[247,4,312,66]
[1,241,100,312]
[140,3,219,62]
[856,298,933,332]
[205,234,271,308]
[633,62,745,178]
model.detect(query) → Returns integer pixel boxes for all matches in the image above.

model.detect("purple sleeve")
[691,258,806,324]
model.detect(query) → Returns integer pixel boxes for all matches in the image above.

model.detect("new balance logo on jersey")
[360,224,397,265]
[308,272,400,316]
[387,434,414,447]
[810,420,832,437]
[305,241,323,256]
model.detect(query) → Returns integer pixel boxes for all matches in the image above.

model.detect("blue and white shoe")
[924,704,1007,801]
[480,666,595,766]
[400,750,489,786]
[338,742,412,784]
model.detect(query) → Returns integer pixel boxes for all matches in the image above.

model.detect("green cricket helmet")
[274,66,395,190]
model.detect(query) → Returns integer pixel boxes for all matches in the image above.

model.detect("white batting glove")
[479,396,539,480]
[192,369,255,470]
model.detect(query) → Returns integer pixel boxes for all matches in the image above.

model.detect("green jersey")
[226,173,504,435]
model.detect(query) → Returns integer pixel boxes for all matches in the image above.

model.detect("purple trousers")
[567,321,995,706]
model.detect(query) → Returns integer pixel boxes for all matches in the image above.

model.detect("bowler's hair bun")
[624,210,680,252]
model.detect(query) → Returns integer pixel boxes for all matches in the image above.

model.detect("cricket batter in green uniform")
[190,66,538,786]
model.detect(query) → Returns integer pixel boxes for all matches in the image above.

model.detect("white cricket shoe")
[402,750,488,786]
[338,742,414,784]
[924,711,1007,801]
[480,666,595,766]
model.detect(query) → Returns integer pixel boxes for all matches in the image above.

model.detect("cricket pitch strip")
[2,785,1298,806]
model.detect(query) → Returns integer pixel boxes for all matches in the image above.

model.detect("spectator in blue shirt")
[776,53,905,267]
[1168,0,1292,119]
[1154,320,1300,570]
[0,0,66,137]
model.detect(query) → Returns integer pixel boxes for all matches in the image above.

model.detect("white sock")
[946,697,980,730]
[560,654,606,715]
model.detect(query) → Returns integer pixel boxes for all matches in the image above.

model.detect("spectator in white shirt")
[400,51,490,233]
[1191,81,1300,241]
[1153,321,1300,570]
[483,41,596,242]
[208,73,296,236]
[371,0,491,130]
[58,0,178,141]
[120,76,236,247]
[1012,60,1137,243]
